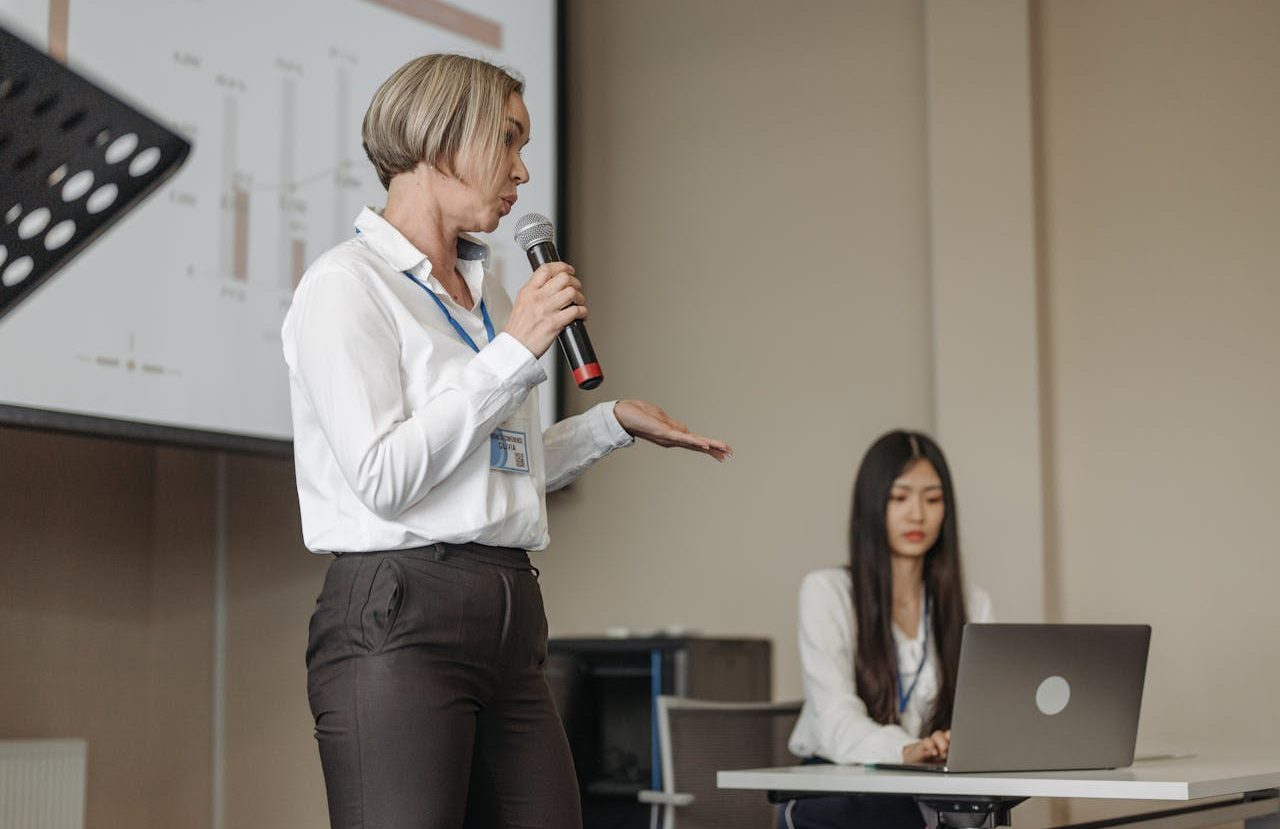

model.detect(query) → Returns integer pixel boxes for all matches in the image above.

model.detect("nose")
[906,496,924,522]
[512,155,529,185]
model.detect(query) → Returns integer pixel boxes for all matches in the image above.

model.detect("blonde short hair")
[362,54,524,190]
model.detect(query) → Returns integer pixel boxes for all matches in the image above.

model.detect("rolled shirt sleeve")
[543,401,635,492]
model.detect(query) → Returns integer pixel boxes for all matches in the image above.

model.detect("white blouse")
[787,567,994,764]
[282,207,633,554]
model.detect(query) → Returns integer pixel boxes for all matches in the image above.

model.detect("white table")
[717,754,1280,828]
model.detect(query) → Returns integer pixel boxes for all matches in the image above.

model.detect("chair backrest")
[655,696,802,829]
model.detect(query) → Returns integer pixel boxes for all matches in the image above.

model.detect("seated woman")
[780,430,993,829]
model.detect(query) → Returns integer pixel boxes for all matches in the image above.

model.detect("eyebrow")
[891,483,943,492]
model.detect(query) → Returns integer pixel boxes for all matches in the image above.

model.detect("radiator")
[0,740,87,829]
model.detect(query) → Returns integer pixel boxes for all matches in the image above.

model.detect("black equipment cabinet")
[546,637,771,829]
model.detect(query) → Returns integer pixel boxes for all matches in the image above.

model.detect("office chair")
[638,696,803,829]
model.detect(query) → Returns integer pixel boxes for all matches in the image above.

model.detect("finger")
[668,432,732,462]
[533,262,574,287]
[682,431,732,456]
[552,305,588,328]
[530,266,554,288]
[554,287,586,310]
[541,272,576,294]
[658,424,733,458]
[703,438,732,455]
[551,281,585,306]
[549,285,582,310]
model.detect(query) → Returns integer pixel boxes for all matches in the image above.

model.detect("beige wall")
[1037,0,1280,748]
[542,0,937,703]
[222,455,329,829]
[0,430,326,829]
[0,431,157,829]
[925,0,1048,626]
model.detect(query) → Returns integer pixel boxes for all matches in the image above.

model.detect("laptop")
[870,623,1151,773]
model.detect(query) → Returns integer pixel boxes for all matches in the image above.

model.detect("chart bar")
[363,0,501,48]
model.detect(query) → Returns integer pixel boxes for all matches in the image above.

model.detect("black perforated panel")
[0,25,190,320]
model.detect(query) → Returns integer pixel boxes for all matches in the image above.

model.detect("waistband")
[336,542,532,571]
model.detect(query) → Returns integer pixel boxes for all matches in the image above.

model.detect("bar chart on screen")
[0,0,558,443]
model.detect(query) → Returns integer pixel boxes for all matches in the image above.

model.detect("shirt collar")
[354,206,491,272]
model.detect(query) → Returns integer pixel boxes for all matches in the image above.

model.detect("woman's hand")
[902,730,950,764]
[504,262,587,358]
[613,400,733,462]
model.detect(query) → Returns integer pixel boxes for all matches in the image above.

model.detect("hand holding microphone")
[506,214,731,459]
[503,259,587,362]
[511,213,603,390]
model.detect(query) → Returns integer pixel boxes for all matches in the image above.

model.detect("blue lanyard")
[403,270,494,353]
[350,227,495,351]
[896,593,930,714]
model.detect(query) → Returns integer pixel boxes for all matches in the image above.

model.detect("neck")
[383,166,461,291]
[891,555,925,607]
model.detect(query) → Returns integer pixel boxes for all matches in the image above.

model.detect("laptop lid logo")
[1036,676,1071,716]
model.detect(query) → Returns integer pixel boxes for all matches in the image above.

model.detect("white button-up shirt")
[787,567,994,764]
[282,207,632,553]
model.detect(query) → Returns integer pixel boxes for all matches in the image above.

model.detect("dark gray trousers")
[306,543,581,829]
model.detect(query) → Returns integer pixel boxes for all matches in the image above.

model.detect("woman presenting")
[781,431,992,829]
[282,54,730,829]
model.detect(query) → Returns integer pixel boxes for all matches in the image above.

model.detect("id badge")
[489,424,530,474]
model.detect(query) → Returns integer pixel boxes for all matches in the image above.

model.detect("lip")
[500,195,517,213]
[903,531,926,542]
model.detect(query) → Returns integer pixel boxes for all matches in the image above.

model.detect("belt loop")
[433,543,449,562]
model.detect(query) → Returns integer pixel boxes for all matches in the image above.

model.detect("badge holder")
[0,25,191,321]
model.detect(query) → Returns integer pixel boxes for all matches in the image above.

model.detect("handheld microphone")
[512,213,603,390]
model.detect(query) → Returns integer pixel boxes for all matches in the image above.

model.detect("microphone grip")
[525,241,603,390]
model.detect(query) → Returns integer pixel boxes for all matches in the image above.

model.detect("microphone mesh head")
[513,213,555,251]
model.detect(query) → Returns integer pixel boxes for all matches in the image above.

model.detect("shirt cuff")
[853,728,917,765]
[597,401,636,449]
[477,332,547,389]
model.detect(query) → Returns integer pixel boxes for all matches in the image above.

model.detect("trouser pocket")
[360,558,404,654]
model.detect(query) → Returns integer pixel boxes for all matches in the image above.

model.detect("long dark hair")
[849,430,968,735]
